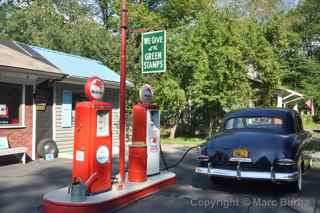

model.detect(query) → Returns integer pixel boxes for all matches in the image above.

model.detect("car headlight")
[277,158,296,166]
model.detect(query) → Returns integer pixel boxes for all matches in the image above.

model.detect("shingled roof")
[0,44,63,77]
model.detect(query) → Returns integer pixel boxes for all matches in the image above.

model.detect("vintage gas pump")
[43,82,176,213]
[132,85,160,176]
[72,77,112,194]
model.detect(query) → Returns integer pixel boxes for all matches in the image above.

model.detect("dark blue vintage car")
[195,108,312,192]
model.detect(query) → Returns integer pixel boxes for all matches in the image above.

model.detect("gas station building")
[0,40,132,161]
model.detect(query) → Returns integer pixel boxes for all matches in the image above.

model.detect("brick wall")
[0,85,33,158]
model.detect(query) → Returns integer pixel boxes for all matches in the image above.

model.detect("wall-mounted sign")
[76,150,85,162]
[84,77,105,101]
[35,95,48,111]
[139,84,154,104]
[141,30,166,73]
[0,137,9,149]
[62,90,72,128]
[0,105,8,118]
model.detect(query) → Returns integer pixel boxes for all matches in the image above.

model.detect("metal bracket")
[271,166,275,182]
[237,163,241,180]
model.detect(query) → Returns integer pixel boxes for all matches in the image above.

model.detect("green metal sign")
[141,30,166,73]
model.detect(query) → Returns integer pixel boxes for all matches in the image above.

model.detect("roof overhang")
[278,86,304,106]
[59,76,134,89]
[0,67,65,85]
[0,65,65,79]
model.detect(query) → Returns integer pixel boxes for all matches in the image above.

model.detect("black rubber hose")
[160,143,169,170]
[160,144,201,170]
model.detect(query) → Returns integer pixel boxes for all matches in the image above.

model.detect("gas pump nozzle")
[68,172,99,202]
[69,177,88,202]
[85,173,98,189]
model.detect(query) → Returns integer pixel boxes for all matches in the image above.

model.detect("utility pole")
[118,0,128,189]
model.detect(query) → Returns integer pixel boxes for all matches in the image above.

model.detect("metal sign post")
[119,0,128,189]
[141,31,166,73]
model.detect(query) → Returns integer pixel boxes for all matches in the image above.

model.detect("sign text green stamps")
[141,31,166,73]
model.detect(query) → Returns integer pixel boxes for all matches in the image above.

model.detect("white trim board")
[32,83,36,160]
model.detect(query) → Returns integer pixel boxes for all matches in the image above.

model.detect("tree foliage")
[0,0,318,136]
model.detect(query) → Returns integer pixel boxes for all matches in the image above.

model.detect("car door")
[294,112,312,159]
[296,113,311,141]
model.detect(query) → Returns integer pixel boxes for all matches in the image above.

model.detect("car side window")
[225,119,234,130]
[234,118,245,128]
[293,112,303,133]
[225,118,245,129]
[297,114,303,132]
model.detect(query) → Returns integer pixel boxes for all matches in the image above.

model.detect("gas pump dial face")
[96,145,109,164]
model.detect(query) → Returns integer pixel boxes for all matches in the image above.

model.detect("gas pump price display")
[96,111,109,137]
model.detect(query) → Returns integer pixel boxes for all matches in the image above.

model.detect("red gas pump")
[72,77,112,193]
[132,85,160,176]
[43,82,176,213]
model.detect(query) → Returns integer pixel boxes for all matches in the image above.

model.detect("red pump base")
[43,171,176,213]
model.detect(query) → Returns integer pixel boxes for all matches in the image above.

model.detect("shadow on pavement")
[0,159,72,213]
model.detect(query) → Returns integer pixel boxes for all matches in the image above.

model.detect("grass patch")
[303,115,319,130]
[305,139,320,151]
[161,137,206,145]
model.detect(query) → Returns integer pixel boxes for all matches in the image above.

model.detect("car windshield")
[224,116,284,130]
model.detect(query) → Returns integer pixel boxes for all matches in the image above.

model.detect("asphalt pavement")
[116,145,320,213]
[0,145,319,213]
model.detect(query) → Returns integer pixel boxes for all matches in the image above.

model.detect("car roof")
[223,108,297,134]
[224,108,296,120]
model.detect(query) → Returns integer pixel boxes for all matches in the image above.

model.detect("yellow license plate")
[233,148,249,158]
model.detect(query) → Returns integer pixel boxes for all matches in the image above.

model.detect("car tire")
[37,139,58,158]
[308,159,313,169]
[288,163,302,193]
[191,173,209,189]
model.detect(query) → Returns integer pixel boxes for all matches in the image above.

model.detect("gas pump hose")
[160,144,202,171]
[111,143,202,182]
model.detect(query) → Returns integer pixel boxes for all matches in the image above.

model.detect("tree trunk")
[169,124,177,140]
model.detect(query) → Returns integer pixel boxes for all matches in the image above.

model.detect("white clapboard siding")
[54,83,121,155]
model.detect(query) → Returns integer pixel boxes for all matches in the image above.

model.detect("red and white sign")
[139,84,154,104]
[0,105,9,118]
[150,127,158,152]
[84,77,105,101]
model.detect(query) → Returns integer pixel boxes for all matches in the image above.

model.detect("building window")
[0,82,24,126]
[72,93,86,110]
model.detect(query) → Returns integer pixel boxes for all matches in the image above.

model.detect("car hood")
[207,130,298,164]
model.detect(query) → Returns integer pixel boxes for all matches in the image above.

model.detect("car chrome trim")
[277,158,296,166]
[198,155,209,162]
[195,167,209,174]
[229,157,253,163]
[195,167,298,181]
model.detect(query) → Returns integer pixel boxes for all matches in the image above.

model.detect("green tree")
[281,0,320,117]
[0,0,119,68]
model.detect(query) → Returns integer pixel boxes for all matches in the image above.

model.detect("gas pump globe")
[72,77,112,193]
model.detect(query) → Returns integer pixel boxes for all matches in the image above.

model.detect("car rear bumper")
[195,167,298,182]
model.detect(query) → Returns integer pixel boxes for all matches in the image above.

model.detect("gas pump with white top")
[132,84,160,176]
